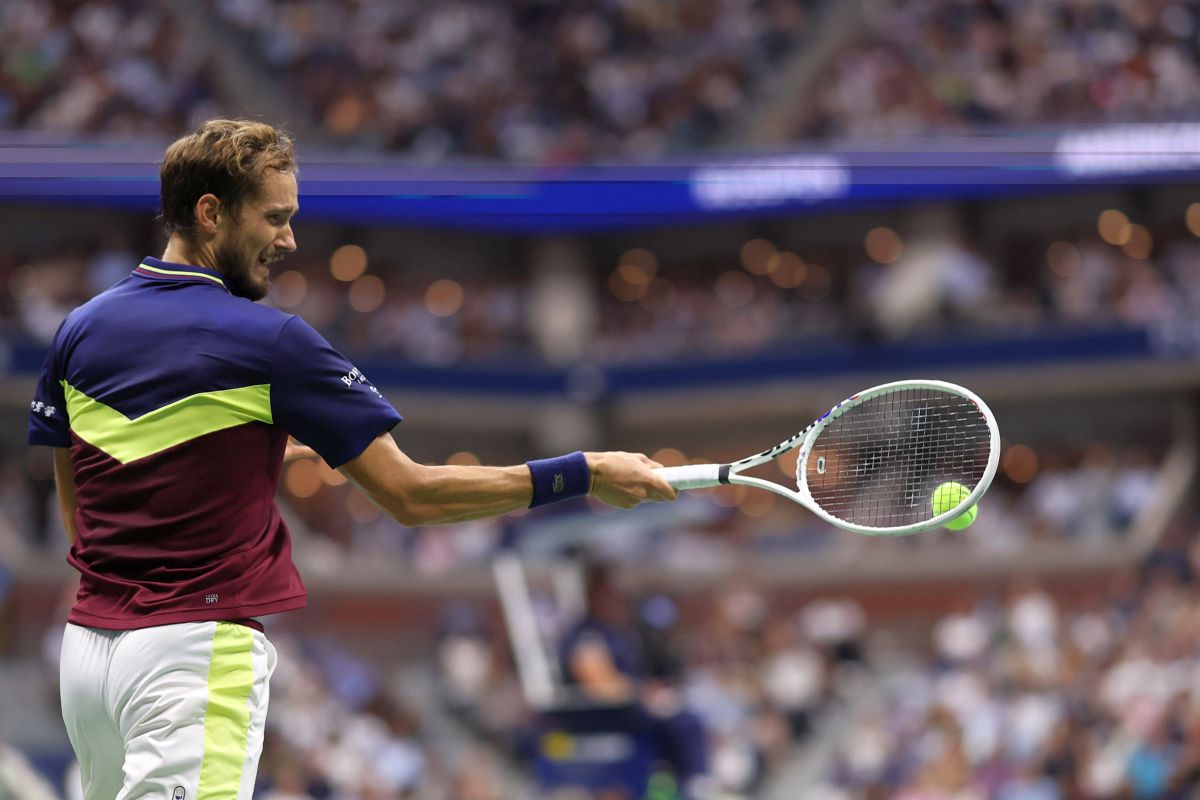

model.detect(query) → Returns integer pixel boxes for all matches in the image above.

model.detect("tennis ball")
[931,481,976,530]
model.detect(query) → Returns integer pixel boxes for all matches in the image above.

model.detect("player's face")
[216,169,298,301]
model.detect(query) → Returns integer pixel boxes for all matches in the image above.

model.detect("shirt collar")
[134,258,229,291]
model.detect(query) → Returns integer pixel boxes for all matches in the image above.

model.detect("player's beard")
[215,238,269,301]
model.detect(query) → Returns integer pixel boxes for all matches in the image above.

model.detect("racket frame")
[655,379,1001,536]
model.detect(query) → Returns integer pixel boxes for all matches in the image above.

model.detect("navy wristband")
[527,451,591,508]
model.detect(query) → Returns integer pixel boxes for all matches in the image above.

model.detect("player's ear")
[194,193,223,235]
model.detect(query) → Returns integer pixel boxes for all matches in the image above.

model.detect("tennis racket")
[653,379,1000,536]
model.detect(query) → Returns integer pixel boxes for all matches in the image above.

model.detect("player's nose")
[276,226,297,254]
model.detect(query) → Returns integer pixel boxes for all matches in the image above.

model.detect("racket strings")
[804,388,992,528]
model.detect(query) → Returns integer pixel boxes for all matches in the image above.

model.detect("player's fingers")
[648,475,678,502]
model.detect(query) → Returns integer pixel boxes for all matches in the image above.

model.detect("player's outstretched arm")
[339,433,677,527]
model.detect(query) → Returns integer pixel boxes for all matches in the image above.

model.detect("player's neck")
[161,236,221,273]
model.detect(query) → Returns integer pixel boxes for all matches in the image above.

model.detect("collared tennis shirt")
[28,258,403,630]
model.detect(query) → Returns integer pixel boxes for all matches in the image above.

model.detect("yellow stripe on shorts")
[197,623,255,799]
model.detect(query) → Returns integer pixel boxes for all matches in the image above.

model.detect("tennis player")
[28,119,676,800]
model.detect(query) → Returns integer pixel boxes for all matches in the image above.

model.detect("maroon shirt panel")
[66,422,307,630]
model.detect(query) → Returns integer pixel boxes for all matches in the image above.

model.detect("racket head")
[794,380,1000,536]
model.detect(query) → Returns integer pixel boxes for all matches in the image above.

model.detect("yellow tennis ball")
[932,481,976,530]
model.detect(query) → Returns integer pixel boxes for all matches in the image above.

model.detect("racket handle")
[653,464,725,490]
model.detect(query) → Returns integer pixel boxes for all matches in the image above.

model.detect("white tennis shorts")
[60,621,277,800]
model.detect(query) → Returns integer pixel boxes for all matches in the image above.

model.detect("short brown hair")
[160,119,296,239]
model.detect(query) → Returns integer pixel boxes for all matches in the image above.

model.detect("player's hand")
[585,451,678,509]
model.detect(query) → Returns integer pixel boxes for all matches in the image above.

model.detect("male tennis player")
[28,119,676,800]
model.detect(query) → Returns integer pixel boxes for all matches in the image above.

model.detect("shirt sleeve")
[270,316,403,467]
[28,332,71,448]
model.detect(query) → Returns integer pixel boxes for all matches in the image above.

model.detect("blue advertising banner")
[1,124,1197,233]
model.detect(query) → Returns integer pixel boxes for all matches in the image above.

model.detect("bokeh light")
[317,460,347,486]
[271,270,308,308]
[740,239,778,275]
[447,451,481,466]
[1097,209,1132,246]
[1187,203,1200,238]
[329,244,368,281]
[651,448,687,467]
[768,252,807,288]
[1121,224,1153,260]
[619,248,658,278]
[799,263,832,300]
[737,486,776,517]
[865,227,904,264]
[285,459,322,498]
[348,275,386,312]
[1003,444,1038,484]
[1045,241,1081,278]
[425,279,464,316]
[609,268,646,301]
[617,262,652,287]
[776,449,800,480]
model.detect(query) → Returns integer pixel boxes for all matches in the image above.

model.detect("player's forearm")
[374,463,533,526]
[340,432,674,527]
[340,434,536,526]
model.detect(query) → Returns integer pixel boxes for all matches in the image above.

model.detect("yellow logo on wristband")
[553,473,565,493]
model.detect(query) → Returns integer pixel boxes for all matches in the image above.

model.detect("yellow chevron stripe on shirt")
[61,382,272,464]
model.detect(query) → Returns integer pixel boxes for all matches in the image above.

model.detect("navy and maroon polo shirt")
[28,258,402,630]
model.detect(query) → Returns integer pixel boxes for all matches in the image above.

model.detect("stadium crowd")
[808,522,1200,800]
[253,568,864,799]
[590,223,1199,363]
[34,516,1192,800]
[0,0,218,137]
[795,0,1200,139]
[9,510,1188,799]
[1,0,815,163]
[3,213,1197,365]
[12,0,1200,162]
[207,0,815,164]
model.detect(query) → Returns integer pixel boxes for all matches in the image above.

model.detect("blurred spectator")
[209,0,814,163]
[0,0,219,138]
[795,0,1200,140]
[558,560,711,796]
[813,524,1200,799]
[2,210,1197,366]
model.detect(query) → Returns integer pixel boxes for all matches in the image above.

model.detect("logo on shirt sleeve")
[340,367,382,396]
[30,401,57,418]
